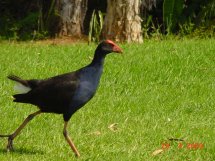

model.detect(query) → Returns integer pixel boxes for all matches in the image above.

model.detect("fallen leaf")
[108,123,118,132]
[168,138,185,142]
[152,149,163,156]
[87,131,101,136]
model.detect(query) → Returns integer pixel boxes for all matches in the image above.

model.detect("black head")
[96,40,123,55]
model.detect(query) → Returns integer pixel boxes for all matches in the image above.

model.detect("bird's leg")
[0,110,42,151]
[63,121,80,157]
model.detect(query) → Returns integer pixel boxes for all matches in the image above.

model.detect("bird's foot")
[7,136,14,152]
[75,152,80,158]
[0,134,14,151]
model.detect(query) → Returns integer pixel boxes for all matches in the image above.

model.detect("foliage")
[191,26,215,38]
[178,17,195,36]
[141,0,215,37]
[88,10,104,43]
[163,0,184,33]
[142,16,153,39]
[0,0,214,40]
[0,0,59,40]
[142,16,164,40]
[179,0,215,37]
[38,0,61,38]
[0,0,39,40]
[0,39,215,160]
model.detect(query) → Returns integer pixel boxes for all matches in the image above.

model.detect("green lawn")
[0,39,215,160]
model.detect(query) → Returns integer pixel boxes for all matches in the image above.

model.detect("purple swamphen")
[0,40,122,157]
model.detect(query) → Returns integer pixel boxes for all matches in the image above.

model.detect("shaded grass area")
[0,39,215,160]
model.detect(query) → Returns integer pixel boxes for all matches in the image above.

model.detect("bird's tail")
[12,94,30,103]
[8,75,31,94]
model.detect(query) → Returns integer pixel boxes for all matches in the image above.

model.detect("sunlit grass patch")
[0,39,215,160]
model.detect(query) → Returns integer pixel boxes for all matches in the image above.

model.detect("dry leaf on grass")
[152,149,164,156]
[86,131,101,136]
[108,123,118,132]
[168,138,185,142]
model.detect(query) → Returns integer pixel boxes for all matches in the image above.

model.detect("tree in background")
[102,0,143,43]
[57,0,87,37]
[0,0,214,40]
[0,0,144,42]
[57,0,143,42]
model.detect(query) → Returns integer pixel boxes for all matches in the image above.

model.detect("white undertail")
[14,82,31,94]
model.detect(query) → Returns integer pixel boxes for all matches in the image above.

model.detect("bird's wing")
[25,71,81,109]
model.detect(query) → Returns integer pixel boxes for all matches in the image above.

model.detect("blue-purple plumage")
[9,40,122,121]
[1,40,122,157]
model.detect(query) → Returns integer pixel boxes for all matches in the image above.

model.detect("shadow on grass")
[0,147,45,155]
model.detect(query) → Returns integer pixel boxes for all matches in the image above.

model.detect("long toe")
[7,137,14,152]
[75,152,80,158]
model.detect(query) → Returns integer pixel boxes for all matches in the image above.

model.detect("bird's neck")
[90,51,106,67]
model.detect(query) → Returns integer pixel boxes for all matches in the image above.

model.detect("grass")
[0,39,215,160]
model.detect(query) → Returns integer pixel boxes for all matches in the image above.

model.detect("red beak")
[105,40,123,53]
[113,44,123,53]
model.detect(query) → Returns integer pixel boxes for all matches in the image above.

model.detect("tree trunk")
[102,0,143,43]
[58,0,87,37]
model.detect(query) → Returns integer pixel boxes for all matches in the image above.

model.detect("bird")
[0,40,122,157]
